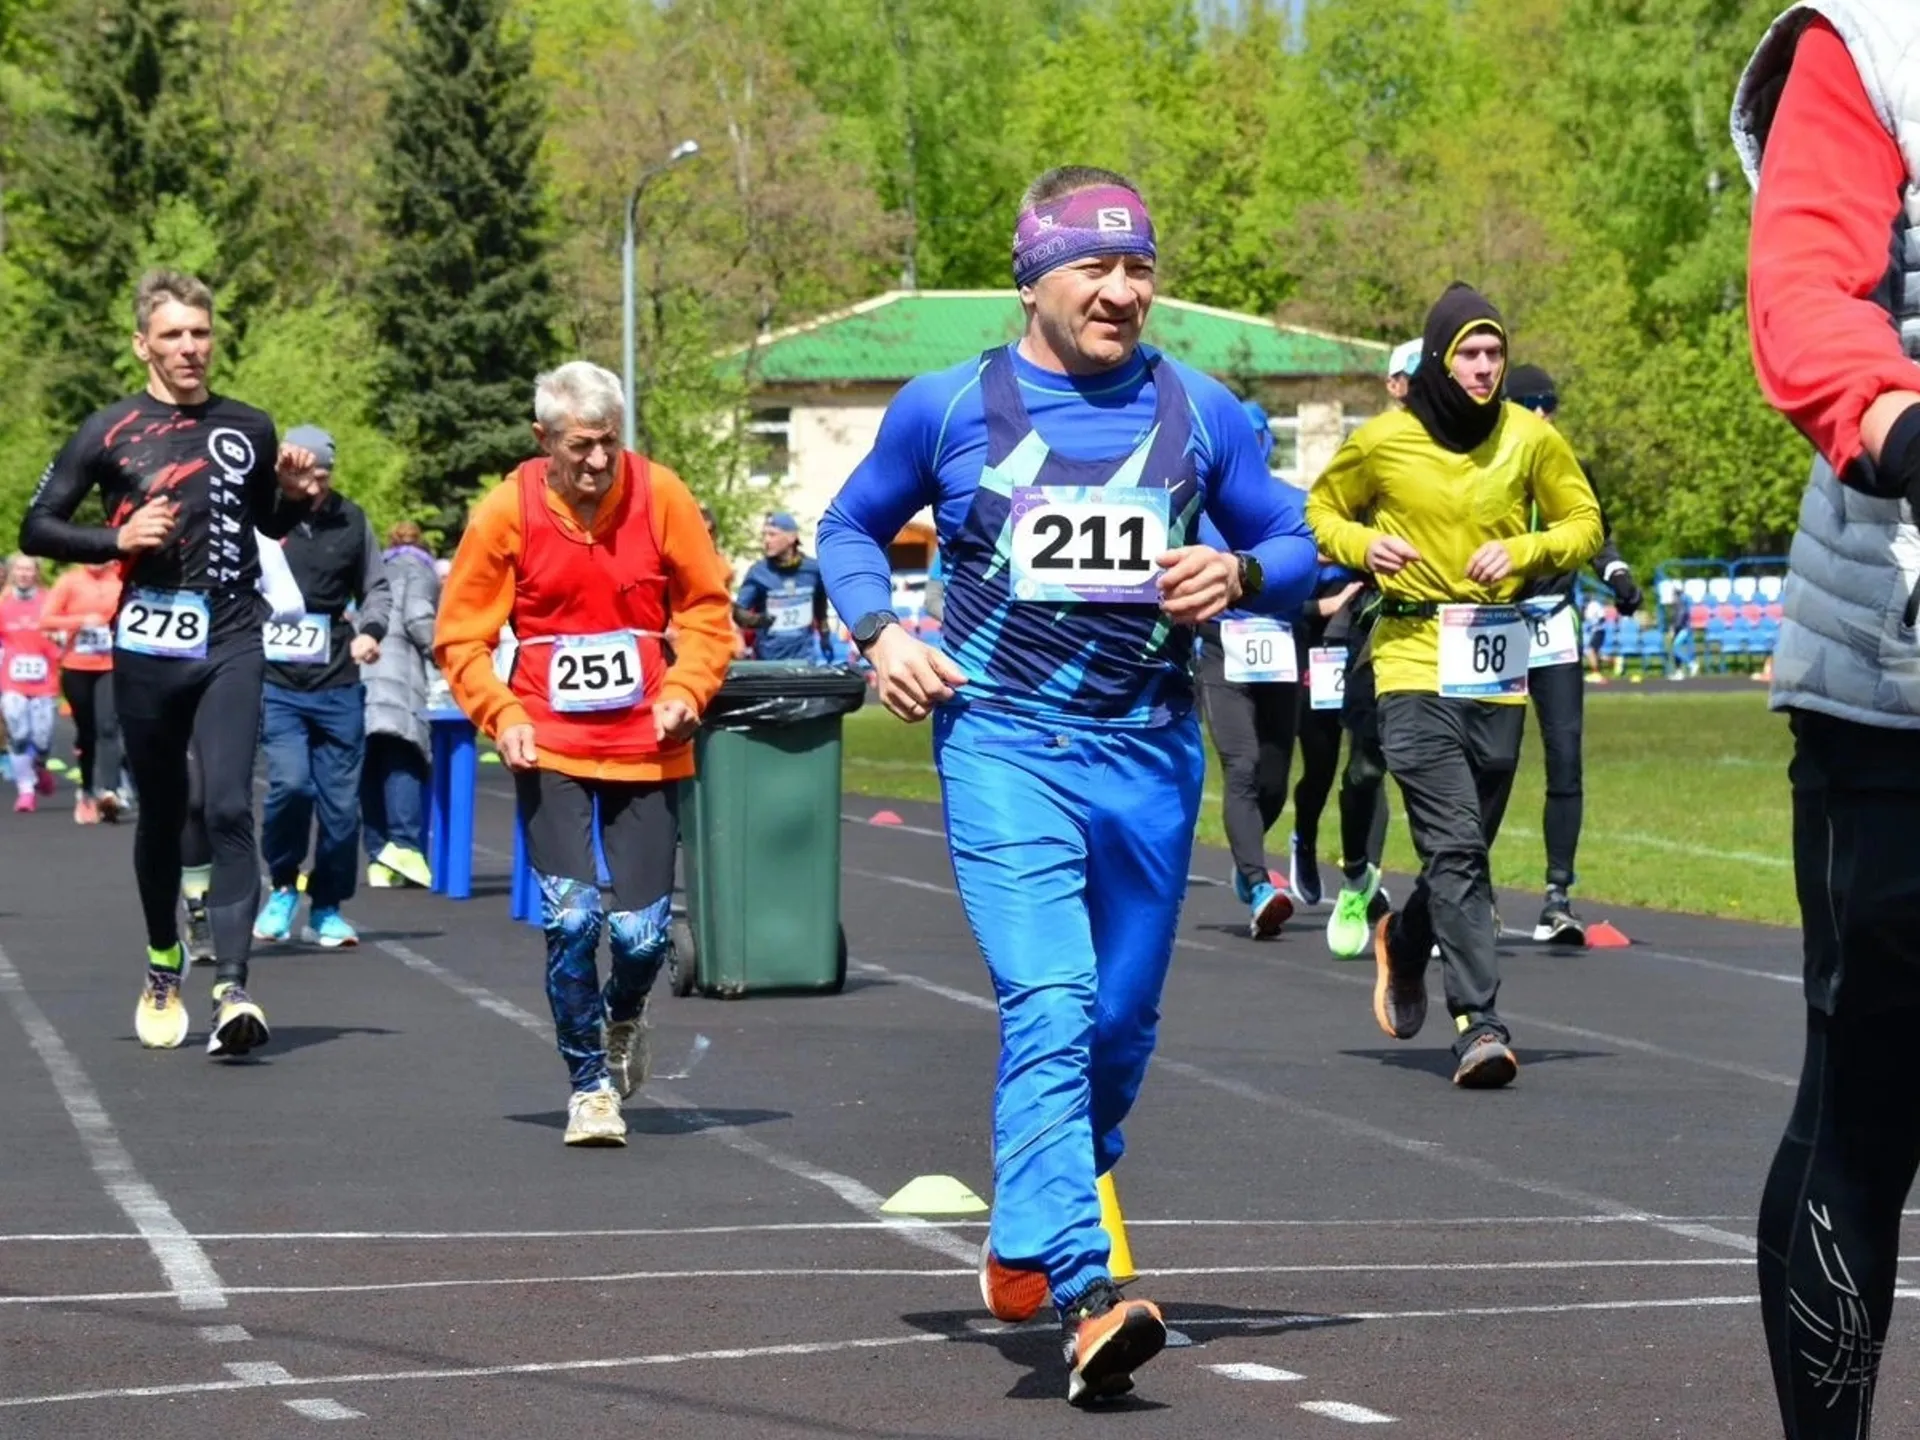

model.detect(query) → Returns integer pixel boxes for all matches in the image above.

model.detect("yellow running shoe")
[134,963,189,1049]
[374,843,433,889]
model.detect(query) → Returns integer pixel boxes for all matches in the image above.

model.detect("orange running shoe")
[979,1238,1049,1323]
[1061,1279,1166,1405]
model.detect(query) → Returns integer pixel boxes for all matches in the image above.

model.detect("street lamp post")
[621,138,702,451]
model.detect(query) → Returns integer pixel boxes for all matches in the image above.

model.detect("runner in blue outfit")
[734,511,831,662]
[817,165,1317,1406]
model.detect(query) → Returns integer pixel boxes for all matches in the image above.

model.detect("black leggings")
[1338,657,1390,874]
[181,742,211,869]
[117,637,264,986]
[515,769,679,910]
[61,668,122,795]
[1760,1006,1920,1438]
[1291,706,1341,851]
[1527,659,1584,890]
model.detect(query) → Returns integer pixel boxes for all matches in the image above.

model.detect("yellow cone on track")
[1098,1172,1135,1281]
[879,1175,988,1216]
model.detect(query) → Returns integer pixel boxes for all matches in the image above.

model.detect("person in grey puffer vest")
[362,521,441,889]
[1735,6,1920,1436]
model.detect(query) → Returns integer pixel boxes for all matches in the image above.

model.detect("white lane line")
[1177,930,1799,1087]
[840,812,1225,886]
[853,866,1795,1087]
[853,959,995,1013]
[225,1362,293,1384]
[848,947,1758,1256]
[0,943,227,1311]
[0,1334,953,1409]
[0,1212,1784,1242]
[1207,1363,1303,1381]
[197,1325,251,1343]
[0,1254,1771,1307]
[1154,1056,1755,1255]
[12,1290,1913,1412]
[373,940,977,1266]
[1300,1400,1396,1424]
[844,805,1803,980]
[284,1398,365,1421]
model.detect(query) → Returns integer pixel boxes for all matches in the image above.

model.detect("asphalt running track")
[0,767,1900,1438]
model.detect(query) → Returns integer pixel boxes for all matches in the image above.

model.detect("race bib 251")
[549,631,643,714]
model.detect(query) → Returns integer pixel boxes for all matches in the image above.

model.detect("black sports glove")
[1886,405,1920,626]
[1605,565,1642,617]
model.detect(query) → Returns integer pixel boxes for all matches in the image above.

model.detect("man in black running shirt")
[20,268,322,1058]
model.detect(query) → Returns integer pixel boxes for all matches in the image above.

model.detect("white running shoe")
[565,1085,627,1146]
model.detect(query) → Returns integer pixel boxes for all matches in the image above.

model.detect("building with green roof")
[734,289,1393,568]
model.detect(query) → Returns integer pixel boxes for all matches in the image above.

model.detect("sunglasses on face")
[1512,393,1558,415]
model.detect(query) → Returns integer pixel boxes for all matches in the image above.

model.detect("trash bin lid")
[705,661,869,729]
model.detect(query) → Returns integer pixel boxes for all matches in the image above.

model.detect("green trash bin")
[668,661,870,999]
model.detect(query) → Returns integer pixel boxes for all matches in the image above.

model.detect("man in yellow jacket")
[1306,283,1601,1089]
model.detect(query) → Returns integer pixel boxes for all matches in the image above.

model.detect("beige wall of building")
[745,389,1375,564]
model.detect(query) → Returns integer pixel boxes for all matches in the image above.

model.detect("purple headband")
[1011,184,1157,288]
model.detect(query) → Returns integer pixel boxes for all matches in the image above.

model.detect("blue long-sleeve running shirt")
[819,343,1318,725]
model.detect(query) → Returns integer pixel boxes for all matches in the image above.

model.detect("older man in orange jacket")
[436,360,734,1147]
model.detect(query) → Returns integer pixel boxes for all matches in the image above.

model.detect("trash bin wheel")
[669,917,698,998]
[830,924,847,994]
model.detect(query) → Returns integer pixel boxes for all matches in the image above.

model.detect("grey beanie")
[284,424,336,469]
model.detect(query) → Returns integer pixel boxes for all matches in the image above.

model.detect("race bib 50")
[1220,618,1296,684]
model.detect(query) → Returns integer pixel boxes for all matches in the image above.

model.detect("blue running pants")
[933,704,1202,1308]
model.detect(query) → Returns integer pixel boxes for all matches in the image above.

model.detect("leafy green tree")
[224,290,421,540]
[16,0,262,426]
[368,0,560,531]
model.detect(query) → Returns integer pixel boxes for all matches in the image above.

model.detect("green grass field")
[842,684,1798,927]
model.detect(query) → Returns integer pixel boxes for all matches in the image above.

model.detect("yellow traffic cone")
[1097,1171,1135,1281]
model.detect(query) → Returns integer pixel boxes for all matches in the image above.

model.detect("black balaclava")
[1405,282,1508,454]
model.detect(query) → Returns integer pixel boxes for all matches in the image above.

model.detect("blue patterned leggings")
[515,771,679,1092]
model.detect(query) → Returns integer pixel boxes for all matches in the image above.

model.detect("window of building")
[1268,413,1301,482]
[747,407,791,489]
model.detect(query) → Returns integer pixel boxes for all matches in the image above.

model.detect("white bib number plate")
[1524,600,1581,669]
[549,631,643,714]
[73,626,113,657]
[7,653,48,685]
[116,588,209,660]
[1437,605,1529,699]
[1009,486,1170,605]
[1308,645,1348,710]
[263,613,331,665]
[1220,618,1296,684]
[768,597,812,634]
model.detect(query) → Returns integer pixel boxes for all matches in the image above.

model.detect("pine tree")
[18,0,260,425]
[369,0,561,528]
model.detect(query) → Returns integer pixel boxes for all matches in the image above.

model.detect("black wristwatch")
[852,609,900,653]
[1233,551,1264,599]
